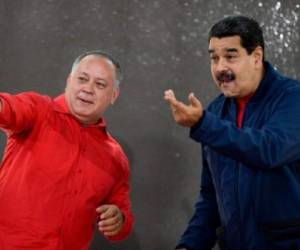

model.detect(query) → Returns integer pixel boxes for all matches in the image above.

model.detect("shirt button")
[78,169,82,173]
[74,190,78,195]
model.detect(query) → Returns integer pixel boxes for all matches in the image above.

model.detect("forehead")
[76,55,115,74]
[209,36,243,53]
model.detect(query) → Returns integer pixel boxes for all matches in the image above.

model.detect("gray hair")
[71,50,122,87]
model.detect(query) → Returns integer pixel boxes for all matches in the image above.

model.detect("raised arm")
[191,87,300,170]
[165,86,300,170]
[0,92,49,134]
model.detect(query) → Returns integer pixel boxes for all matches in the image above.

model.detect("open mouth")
[78,97,93,104]
[216,71,235,84]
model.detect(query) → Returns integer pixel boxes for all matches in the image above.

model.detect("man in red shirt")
[0,51,134,249]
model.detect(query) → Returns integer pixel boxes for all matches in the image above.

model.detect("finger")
[103,229,120,237]
[172,101,189,114]
[98,214,120,227]
[188,92,201,108]
[164,89,189,109]
[96,205,118,220]
[100,208,117,220]
[99,219,122,232]
[164,90,179,106]
[101,224,120,234]
[164,90,191,116]
[101,207,118,220]
[164,89,176,100]
[96,204,109,214]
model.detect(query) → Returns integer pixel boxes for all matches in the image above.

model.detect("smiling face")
[65,55,119,124]
[209,36,264,98]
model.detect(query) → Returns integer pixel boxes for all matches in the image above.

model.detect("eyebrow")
[78,71,108,83]
[78,72,89,77]
[208,48,239,54]
[226,48,238,53]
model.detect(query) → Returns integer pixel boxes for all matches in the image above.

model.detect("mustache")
[216,71,236,82]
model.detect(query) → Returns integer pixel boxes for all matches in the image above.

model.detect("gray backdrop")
[0,0,300,250]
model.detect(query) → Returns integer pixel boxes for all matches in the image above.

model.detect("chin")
[222,91,238,98]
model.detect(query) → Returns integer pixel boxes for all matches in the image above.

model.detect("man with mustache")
[165,15,300,250]
[0,51,133,249]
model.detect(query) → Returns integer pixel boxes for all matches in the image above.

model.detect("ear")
[252,46,264,69]
[110,87,120,105]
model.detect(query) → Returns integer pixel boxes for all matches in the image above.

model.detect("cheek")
[210,66,218,79]
[210,65,215,75]
[211,71,218,84]
[95,91,112,106]
[66,84,79,96]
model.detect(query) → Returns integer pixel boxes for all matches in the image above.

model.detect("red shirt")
[236,94,253,128]
[0,92,133,250]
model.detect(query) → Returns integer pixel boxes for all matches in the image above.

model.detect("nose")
[215,58,229,72]
[82,81,94,95]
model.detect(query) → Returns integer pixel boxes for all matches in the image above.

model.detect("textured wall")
[0,1,299,249]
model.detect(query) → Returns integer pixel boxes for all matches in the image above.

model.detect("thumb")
[188,93,201,107]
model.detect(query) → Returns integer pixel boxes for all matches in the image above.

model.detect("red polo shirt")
[0,92,133,250]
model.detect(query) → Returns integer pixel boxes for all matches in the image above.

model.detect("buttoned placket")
[61,124,86,236]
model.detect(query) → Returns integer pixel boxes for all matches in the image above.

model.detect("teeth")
[79,98,92,104]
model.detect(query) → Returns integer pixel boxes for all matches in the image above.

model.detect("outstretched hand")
[164,89,203,127]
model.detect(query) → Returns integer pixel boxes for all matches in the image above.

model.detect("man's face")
[65,55,119,124]
[209,36,263,98]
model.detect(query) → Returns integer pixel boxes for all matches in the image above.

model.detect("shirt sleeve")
[103,152,134,242]
[190,86,300,170]
[0,92,48,134]
[176,149,220,250]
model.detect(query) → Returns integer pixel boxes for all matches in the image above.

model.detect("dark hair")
[71,50,122,87]
[209,15,265,60]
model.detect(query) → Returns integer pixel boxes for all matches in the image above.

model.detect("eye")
[96,82,106,89]
[78,76,88,83]
[225,54,237,61]
[210,55,218,63]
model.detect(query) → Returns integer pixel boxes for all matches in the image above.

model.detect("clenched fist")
[96,204,124,237]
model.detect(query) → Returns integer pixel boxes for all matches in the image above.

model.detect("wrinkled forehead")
[209,36,243,53]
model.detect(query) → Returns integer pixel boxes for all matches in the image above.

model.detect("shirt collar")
[235,92,254,108]
[53,94,107,129]
[249,61,278,103]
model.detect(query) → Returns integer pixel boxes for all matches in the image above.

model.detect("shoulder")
[266,62,300,94]
[272,73,300,101]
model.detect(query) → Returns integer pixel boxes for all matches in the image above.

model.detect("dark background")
[0,1,300,250]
